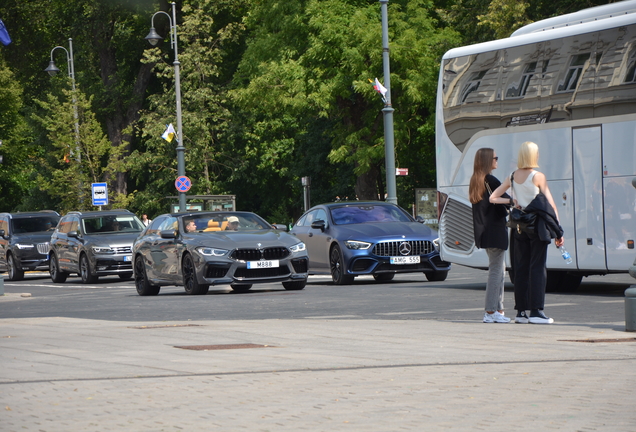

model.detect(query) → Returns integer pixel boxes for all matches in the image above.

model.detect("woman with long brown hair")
[469,148,511,323]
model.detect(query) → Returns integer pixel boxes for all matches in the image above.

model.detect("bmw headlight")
[344,240,372,250]
[289,242,306,253]
[197,247,229,257]
[16,243,35,249]
[92,246,114,254]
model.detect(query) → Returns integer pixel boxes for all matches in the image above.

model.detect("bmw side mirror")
[0,229,5,238]
[272,224,288,232]
[160,230,177,239]
[310,220,326,232]
[68,231,79,238]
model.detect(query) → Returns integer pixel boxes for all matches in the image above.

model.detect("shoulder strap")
[485,177,493,195]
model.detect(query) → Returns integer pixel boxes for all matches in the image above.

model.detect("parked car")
[49,210,145,283]
[132,211,309,295]
[0,211,60,280]
[291,201,451,284]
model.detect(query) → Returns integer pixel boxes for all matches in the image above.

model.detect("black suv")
[49,210,145,283]
[0,211,61,280]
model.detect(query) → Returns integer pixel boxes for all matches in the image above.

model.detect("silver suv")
[49,210,145,283]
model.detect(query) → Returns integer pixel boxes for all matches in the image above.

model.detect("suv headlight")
[289,242,306,253]
[197,247,229,257]
[16,243,35,249]
[344,240,372,250]
[92,246,114,254]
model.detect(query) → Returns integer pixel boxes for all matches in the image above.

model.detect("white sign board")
[92,183,108,206]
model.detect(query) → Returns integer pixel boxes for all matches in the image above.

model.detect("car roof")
[65,210,134,217]
[319,201,397,208]
[1,210,60,218]
[161,211,259,218]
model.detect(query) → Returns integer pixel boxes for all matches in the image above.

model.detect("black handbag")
[508,207,536,234]
[506,172,537,235]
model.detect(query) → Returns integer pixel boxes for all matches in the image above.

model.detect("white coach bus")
[436,1,636,291]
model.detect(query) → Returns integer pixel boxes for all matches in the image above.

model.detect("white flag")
[162,123,176,142]
[374,78,388,98]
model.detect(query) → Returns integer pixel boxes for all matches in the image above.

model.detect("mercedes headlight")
[344,240,372,250]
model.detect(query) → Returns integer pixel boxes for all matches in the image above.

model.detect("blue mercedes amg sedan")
[290,202,450,285]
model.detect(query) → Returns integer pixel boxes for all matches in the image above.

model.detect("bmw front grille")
[231,247,290,261]
[36,243,50,255]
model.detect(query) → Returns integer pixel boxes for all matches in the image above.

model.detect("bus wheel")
[546,271,582,293]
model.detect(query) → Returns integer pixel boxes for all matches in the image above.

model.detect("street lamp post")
[45,38,80,163]
[379,0,397,205]
[146,2,186,212]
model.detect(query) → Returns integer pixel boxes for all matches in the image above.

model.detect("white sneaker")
[483,311,511,323]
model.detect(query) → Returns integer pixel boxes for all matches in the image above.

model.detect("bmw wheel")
[330,245,354,285]
[49,253,68,283]
[182,254,209,295]
[80,254,98,284]
[134,255,160,296]
[7,254,24,281]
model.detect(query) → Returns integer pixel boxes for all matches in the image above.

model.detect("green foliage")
[32,86,126,212]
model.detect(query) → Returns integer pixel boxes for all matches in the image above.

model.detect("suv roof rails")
[66,209,133,215]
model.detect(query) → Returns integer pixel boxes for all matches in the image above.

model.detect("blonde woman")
[469,148,511,323]
[490,142,564,324]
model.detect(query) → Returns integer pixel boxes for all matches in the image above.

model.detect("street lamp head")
[45,61,61,77]
[145,27,163,46]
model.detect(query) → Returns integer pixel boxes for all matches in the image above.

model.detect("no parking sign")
[175,176,192,193]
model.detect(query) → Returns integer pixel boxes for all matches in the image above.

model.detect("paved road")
[1,267,635,431]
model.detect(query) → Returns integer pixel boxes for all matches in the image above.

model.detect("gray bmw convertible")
[132,211,308,295]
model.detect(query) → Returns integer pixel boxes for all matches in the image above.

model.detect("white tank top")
[512,170,540,208]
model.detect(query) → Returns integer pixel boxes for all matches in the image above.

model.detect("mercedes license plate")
[390,256,420,265]
[247,260,279,269]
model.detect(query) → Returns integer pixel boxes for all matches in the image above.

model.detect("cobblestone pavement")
[1,315,635,431]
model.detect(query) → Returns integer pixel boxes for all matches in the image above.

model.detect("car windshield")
[330,205,412,225]
[83,215,145,234]
[11,216,60,233]
[183,213,271,232]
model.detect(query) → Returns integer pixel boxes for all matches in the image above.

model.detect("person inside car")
[225,216,240,231]
[185,220,197,233]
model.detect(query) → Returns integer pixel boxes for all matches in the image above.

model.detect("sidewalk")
[1,315,635,431]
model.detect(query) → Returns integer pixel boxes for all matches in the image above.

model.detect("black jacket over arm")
[472,174,510,250]
[524,192,564,242]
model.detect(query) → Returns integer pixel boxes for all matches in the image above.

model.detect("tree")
[231,0,460,210]
[32,86,128,212]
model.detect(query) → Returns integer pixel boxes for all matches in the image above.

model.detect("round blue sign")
[175,176,192,192]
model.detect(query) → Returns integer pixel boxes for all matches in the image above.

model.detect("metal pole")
[379,0,397,205]
[170,3,186,212]
[68,38,81,164]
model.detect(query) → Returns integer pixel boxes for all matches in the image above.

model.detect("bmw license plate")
[247,260,279,269]
[390,256,420,264]
[123,255,132,262]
